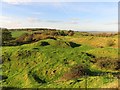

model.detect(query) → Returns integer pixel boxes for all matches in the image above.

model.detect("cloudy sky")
[0,0,119,31]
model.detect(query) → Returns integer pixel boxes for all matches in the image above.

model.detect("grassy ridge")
[1,30,119,88]
[1,38,119,88]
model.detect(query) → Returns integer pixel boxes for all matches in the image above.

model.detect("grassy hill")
[1,29,119,88]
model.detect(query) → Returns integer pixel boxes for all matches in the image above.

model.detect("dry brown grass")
[68,36,118,48]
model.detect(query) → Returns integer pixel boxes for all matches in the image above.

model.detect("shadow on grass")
[69,42,81,48]
[32,74,46,84]
[1,87,21,90]
[86,70,120,78]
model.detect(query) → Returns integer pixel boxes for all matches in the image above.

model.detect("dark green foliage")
[14,33,56,45]
[115,60,120,70]
[1,75,8,80]
[58,30,67,36]
[32,74,46,83]
[62,64,90,80]
[2,53,11,63]
[95,57,119,70]
[2,29,14,46]
[45,37,56,40]
[2,29,12,41]
[67,30,74,36]
[70,64,90,76]
[40,41,50,46]
[15,50,33,59]
[69,42,81,48]
[85,53,96,58]
[2,87,20,90]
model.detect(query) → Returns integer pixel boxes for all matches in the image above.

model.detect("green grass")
[1,34,119,88]
[87,47,118,58]
[11,31,32,38]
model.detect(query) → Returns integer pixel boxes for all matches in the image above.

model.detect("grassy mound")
[36,39,81,48]
[1,34,119,88]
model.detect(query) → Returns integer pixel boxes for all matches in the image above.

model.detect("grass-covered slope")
[1,38,119,88]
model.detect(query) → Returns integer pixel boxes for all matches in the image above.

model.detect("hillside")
[1,29,119,89]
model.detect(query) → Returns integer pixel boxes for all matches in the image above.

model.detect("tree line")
[1,28,74,46]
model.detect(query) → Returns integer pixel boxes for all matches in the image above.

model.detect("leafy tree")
[68,30,74,36]
[58,30,67,36]
[2,29,12,42]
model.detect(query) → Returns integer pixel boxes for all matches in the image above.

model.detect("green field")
[11,31,32,38]
[1,30,119,88]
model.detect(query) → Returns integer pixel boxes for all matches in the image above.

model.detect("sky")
[0,0,119,31]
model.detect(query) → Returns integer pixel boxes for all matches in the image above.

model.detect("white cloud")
[104,21,118,25]
[45,20,63,23]
[0,16,11,23]
[0,16,22,28]
[0,15,118,31]
[1,0,33,5]
[31,12,43,16]
[1,0,119,4]
[27,17,42,23]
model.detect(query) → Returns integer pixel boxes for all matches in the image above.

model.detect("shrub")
[67,30,74,36]
[2,29,14,46]
[95,57,119,70]
[32,74,46,83]
[24,34,33,42]
[15,50,34,59]
[2,29,13,41]
[58,31,67,36]
[106,39,115,47]
[69,42,81,48]
[40,41,50,46]
[61,64,90,80]
[50,31,59,36]
[97,59,112,69]
[1,75,8,80]
[115,60,120,70]
[46,36,57,40]
[15,33,29,43]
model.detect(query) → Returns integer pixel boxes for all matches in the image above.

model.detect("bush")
[40,41,50,46]
[61,64,90,80]
[2,29,13,41]
[115,60,120,70]
[58,31,67,36]
[24,34,33,42]
[67,30,74,36]
[106,39,115,47]
[2,29,14,46]
[1,75,8,80]
[2,54,11,63]
[69,42,81,48]
[95,57,119,70]
[50,31,59,36]
[15,33,29,43]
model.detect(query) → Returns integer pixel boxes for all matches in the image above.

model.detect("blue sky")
[0,0,118,31]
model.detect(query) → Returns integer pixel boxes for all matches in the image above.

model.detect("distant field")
[11,31,33,38]
[59,35,118,48]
